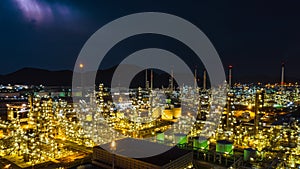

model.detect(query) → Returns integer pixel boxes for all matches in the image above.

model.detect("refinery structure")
[0,64,299,169]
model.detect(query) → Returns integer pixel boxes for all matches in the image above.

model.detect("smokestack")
[228,65,233,88]
[151,69,153,90]
[145,69,149,90]
[194,68,197,90]
[170,67,174,91]
[281,62,285,86]
[203,69,207,90]
[149,69,153,117]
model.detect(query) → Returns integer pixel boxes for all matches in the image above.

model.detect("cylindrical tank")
[162,109,173,120]
[193,137,209,150]
[216,140,234,155]
[244,148,256,161]
[174,133,188,144]
[156,132,164,142]
[173,108,181,119]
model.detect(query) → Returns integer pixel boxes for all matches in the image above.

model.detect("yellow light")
[79,63,84,68]
[111,140,116,150]
[4,164,11,168]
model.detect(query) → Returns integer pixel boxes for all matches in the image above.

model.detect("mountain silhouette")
[0,67,173,88]
[0,67,299,87]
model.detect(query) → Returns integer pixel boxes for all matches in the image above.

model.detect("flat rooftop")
[136,146,191,166]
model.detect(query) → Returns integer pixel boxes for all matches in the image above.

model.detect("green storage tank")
[216,140,233,155]
[59,92,66,97]
[174,133,188,145]
[244,148,256,161]
[193,137,208,150]
[156,132,164,143]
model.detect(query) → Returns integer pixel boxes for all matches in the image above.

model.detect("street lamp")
[79,63,84,92]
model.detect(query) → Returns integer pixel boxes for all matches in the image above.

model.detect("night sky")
[1,0,300,82]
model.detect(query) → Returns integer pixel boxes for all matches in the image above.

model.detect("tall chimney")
[145,69,149,90]
[228,65,233,88]
[203,69,207,90]
[194,68,197,90]
[170,68,174,91]
[281,62,285,86]
[151,69,153,90]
